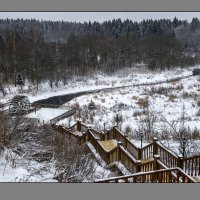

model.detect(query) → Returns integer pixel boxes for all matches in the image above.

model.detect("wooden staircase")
[52,121,200,183]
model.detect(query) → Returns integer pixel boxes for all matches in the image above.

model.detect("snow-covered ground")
[0,149,56,182]
[1,66,200,137]
[0,65,195,104]
[26,108,69,124]
[62,66,200,132]
[0,148,115,182]
[1,65,200,181]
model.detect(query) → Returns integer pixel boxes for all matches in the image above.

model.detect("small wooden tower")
[9,95,31,114]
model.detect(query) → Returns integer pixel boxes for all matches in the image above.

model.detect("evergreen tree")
[191,18,200,30]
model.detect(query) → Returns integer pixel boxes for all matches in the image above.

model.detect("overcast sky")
[0,12,200,23]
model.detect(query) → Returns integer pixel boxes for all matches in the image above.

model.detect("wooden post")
[178,157,183,169]
[138,148,142,160]
[117,146,120,161]
[107,129,109,140]
[88,126,92,142]
[107,152,110,164]
[153,137,158,155]
[82,132,86,143]
[136,160,142,173]
[69,130,71,140]
[124,136,128,150]
[96,138,99,153]
[59,125,63,134]
[77,120,81,132]
[113,126,117,139]
[117,142,122,161]
[101,131,105,141]
[153,155,160,170]
[77,136,81,145]
[176,169,180,183]
[153,155,160,183]
[86,130,89,142]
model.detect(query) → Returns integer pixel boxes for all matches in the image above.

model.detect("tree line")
[0,17,200,88]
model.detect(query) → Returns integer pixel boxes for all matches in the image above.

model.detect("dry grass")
[168,94,177,102]
[171,81,177,85]
[71,102,80,109]
[136,98,149,108]
[133,110,147,117]
[182,92,198,99]
[132,96,138,100]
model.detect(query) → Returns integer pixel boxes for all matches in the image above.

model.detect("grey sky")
[0,12,200,23]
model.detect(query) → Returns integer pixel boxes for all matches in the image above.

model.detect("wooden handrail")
[141,159,154,172]
[89,128,101,139]
[33,103,76,109]
[119,146,138,163]
[50,108,76,124]
[126,137,139,158]
[69,122,77,129]
[53,121,200,180]
[182,155,200,177]
[141,142,154,150]
[95,168,196,183]
[156,141,179,169]
[157,159,168,169]
[156,141,179,159]
[141,142,154,160]
[182,154,200,161]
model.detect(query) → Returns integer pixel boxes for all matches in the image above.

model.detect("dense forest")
[1,17,200,88]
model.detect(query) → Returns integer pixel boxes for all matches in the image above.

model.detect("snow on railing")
[52,121,199,179]
[94,168,196,183]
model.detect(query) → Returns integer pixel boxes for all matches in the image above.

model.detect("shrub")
[168,94,176,102]
[136,98,149,108]
[101,98,105,103]
[132,96,138,100]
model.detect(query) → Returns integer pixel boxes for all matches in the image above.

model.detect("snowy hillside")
[1,65,200,181]
[1,65,200,135]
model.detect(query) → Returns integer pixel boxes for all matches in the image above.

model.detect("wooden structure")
[50,108,76,124]
[9,95,31,114]
[51,121,200,183]
[95,168,196,183]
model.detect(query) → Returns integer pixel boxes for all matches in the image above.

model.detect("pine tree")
[191,18,200,30]
[15,73,24,85]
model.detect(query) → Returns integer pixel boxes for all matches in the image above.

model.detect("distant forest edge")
[1,17,200,87]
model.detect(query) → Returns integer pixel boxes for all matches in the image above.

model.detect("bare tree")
[137,105,157,140]
[157,112,190,157]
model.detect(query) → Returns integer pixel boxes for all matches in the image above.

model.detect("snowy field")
[1,65,200,139]
[26,108,69,124]
[1,65,200,181]
[61,66,200,132]
[0,65,195,104]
